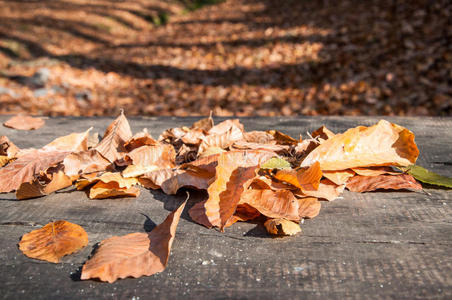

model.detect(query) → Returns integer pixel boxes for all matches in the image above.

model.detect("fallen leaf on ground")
[301,120,419,170]
[43,128,91,152]
[0,155,10,167]
[124,129,157,151]
[0,149,70,193]
[346,174,423,192]
[95,111,133,162]
[323,169,355,185]
[81,199,186,283]
[18,220,88,263]
[297,197,321,219]
[204,150,274,231]
[76,172,138,190]
[89,181,141,199]
[352,166,401,176]
[63,149,111,177]
[264,218,301,236]
[295,179,345,201]
[239,189,300,221]
[273,161,322,191]
[4,115,45,130]
[16,170,72,200]
[122,144,175,177]
[0,136,20,158]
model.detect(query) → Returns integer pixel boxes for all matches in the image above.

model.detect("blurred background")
[0,0,450,117]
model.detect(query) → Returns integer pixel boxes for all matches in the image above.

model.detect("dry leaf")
[311,126,335,141]
[81,200,186,283]
[297,197,321,219]
[301,120,419,170]
[243,131,275,144]
[273,162,322,191]
[188,200,214,228]
[351,166,401,176]
[264,218,301,236]
[96,111,132,162]
[204,150,274,231]
[346,174,422,192]
[239,189,300,221]
[16,170,72,200]
[0,150,70,193]
[19,220,88,263]
[0,136,20,158]
[296,179,345,201]
[63,149,111,177]
[0,155,10,167]
[323,169,355,185]
[4,115,45,130]
[191,114,214,131]
[89,181,140,199]
[43,128,91,152]
[266,130,299,145]
[76,172,138,190]
[122,144,175,177]
[124,129,157,151]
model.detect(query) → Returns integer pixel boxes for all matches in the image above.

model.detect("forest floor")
[0,0,450,117]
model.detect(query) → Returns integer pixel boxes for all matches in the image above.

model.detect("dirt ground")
[0,0,450,117]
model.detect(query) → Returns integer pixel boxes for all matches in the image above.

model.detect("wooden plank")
[0,116,451,299]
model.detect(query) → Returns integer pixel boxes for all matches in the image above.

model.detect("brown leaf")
[273,162,322,191]
[4,115,45,130]
[346,174,422,192]
[240,189,300,221]
[89,181,140,199]
[42,128,91,152]
[204,150,274,231]
[297,197,321,219]
[264,218,301,236]
[301,120,419,170]
[124,129,157,152]
[16,170,72,200]
[63,149,111,177]
[191,114,214,131]
[198,126,244,155]
[189,200,215,228]
[323,169,355,185]
[232,140,289,153]
[266,130,299,145]
[0,149,70,193]
[311,126,335,141]
[0,155,11,167]
[122,144,176,178]
[243,131,275,144]
[295,179,345,201]
[81,200,186,283]
[208,119,244,136]
[95,111,132,162]
[351,166,401,176]
[76,172,138,190]
[0,136,20,158]
[19,220,88,263]
[140,168,211,195]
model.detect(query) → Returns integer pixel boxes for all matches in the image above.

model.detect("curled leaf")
[16,170,72,200]
[273,162,322,191]
[297,197,321,219]
[0,136,20,158]
[63,149,111,177]
[89,182,140,199]
[19,220,88,263]
[301,120,419,170]
[264,218,301,236]
[81,200,186,283]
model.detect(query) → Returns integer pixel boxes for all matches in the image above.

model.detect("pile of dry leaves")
[2,112,445,283]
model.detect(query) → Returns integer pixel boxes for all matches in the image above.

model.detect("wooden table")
[1,116,451,299]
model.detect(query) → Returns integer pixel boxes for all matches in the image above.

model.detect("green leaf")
[260,157,291,170]
[400,165,452,188]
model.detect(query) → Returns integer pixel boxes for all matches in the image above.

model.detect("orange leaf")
[0,150,69,193]
[19,220,88,263]
[95,111,132,162]
[124,129,157,152]
[295,179,345,201]
[3,114,45,130]
[16,170,72,200]
[311,125,335,141]
[122,144,175,177]
[264,218,301,236]
[297,197,321,219]
[351,166,401,176]
[89,181,140,199]
[239,189,300,221]
[0,135,20,158]
[43,128,91,152]
[301,120,419,170]
[76,172,138,190]
[346,174,422,192]
[273,162,322,191]
[81,200,186,283]
[204,150,274,231]
[323,169,355,185]
[63,149,111,177]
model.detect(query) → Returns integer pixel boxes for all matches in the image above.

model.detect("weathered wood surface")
[0,116,451,300]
